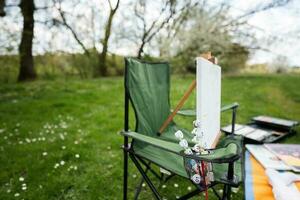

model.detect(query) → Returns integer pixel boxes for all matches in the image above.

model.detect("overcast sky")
[1,0,299,66]
[224,0,300,66]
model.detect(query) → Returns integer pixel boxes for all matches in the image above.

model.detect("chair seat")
[133,134,243,184]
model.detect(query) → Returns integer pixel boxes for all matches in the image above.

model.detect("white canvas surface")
[196,57,221,148]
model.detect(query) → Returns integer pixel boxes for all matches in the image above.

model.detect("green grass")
[0,74,299,199]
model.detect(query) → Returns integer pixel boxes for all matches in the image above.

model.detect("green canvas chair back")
[125,58,172,136]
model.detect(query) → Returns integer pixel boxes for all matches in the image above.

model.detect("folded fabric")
[265,169,300,200]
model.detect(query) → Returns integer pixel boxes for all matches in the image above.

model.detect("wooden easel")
[158,52,221,148]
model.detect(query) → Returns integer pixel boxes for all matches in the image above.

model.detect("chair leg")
[221,184,231,200]
[137,156,162,180]
[177,189,201,200]
[134,176,144,200]
[134,161,151,200]
[130,154,161,200]
[123,149,128,200]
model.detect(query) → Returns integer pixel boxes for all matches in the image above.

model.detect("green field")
[0,74,299,199]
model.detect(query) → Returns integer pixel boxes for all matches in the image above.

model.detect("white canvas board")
[196,57,221,148]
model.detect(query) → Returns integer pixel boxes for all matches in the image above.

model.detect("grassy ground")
[0,74,299,199]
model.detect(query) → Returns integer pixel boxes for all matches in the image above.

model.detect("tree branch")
[53,0,90,56]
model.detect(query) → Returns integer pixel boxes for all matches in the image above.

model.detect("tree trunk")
[137,41,146,59]
[96,0,120,77]
[0,0,5,17]
[97,10,114,77]
[18,0,36,82]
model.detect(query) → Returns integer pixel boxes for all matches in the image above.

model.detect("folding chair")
[122,58,243,200]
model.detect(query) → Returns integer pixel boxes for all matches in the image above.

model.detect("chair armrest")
[172,102,239,117]
[121,131,183,155]
[221,102,239,135]
[176,109,196,116]
[121,131,241,163]
[221,102,239,112]
[183,143,241,163]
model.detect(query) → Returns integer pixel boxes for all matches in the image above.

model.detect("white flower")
[22,183,26,187]
[59,134,65,140]
[74,141,78,145]
[0,129,5,133]
[60,121,68,129]
[75,154,80,158]
[162,184,166,189]
[22,186,27,190]
[61,146,66,150]
[19,177,24,182]
[174,183,178,188]
[184,148,193,155]
[174,130,183,140]
[19,141,23,144]
[42,152,47,156]
[142,183,146,187]
[32,138,36,142]
[187,186,192,191]
[7,189,11,193]
[60,160,65,166]
[14,193,20,197]
[54,163,59,169]
[179,139,188,149]
[73,166,78,170]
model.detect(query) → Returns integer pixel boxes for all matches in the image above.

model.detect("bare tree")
[134,0,174,58]
[53,0,120,77]
[97,0,120,77]
[132,0,200,59]
[18,0,37,81]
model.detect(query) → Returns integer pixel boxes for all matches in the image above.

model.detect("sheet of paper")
[196,57,221,148]
[246,144,291,170]
[264,144,300,172]
[266,169,300,200]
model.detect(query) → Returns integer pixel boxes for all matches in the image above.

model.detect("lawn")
[0,74,299,199]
